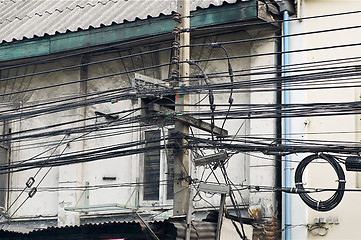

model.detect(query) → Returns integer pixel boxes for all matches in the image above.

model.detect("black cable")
[294,153,346,212]
[208,44,234,133]
[187,61,216,141]
[0,46,172,82]
[185,24,361,49]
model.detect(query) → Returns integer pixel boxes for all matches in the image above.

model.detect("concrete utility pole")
[173,0,190,216]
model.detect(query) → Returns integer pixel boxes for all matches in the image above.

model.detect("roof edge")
[0,0,260,63]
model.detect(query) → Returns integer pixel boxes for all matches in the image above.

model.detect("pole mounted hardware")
[130,73,170,94]
[194,151,228,166]
[199,182,230,195]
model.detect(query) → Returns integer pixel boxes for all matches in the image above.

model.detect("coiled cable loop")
[294,153,346,212]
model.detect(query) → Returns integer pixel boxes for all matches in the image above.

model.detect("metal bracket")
[131,73,170,94]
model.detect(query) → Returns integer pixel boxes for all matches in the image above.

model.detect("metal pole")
[173,0,190,216]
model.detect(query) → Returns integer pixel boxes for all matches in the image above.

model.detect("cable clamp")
[181,28,191,33]
[210,42,221,48]
[284,167,294,170]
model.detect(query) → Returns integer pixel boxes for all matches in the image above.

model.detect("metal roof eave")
[0,0,260,63]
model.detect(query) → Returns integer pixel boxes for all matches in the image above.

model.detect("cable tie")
[316,201,320,211]
[26,177,35,188]
[336,179,346,183]
[28,187,37,198]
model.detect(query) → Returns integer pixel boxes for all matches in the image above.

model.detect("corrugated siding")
[0,0,245,43]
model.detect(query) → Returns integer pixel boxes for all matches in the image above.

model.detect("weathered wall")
[0,28,278,229]
[289,0,361,239]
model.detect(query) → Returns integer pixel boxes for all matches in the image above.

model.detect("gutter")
[0,1,258,63]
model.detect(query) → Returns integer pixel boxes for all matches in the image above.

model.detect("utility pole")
[173,0,190,216]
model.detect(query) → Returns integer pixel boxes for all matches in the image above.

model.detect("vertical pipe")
[275,30,283,239]
[282,10,291,240]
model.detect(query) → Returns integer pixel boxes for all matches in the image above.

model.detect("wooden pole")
[185,187,193,240]
[216,194,226,240]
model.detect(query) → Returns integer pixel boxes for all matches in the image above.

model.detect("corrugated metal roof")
[0,0,245,43]
[0,228,27,238]
[0,219,218,239]
[25,219,216,239]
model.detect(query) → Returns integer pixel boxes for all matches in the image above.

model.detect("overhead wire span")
[187,9,361,33]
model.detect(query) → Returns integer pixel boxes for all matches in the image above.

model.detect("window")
[141,94,176,203]
[143,128,175,203]
[143,130,161,201]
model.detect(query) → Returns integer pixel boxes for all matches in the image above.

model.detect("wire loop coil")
[294,153,346,212]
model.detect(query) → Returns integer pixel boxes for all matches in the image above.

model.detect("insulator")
[172,41,179,50]
[172,27,180,35]
[172,70,179,79]
[172,56,179,64]
[173,12,182,23]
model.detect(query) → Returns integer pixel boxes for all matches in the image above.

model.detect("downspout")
[280,1,294,239]
[275,28,283,239]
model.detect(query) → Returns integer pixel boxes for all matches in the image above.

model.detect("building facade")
[287,0,361,239]
[0,0,281,238]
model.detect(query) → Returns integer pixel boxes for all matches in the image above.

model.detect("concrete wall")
[0,28,279,230]
[289,0,361,239]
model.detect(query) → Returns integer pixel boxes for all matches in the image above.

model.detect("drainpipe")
[275,28,282,240]
[280,1,294,240]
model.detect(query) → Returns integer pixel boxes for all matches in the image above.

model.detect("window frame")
[140,127,174,207]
